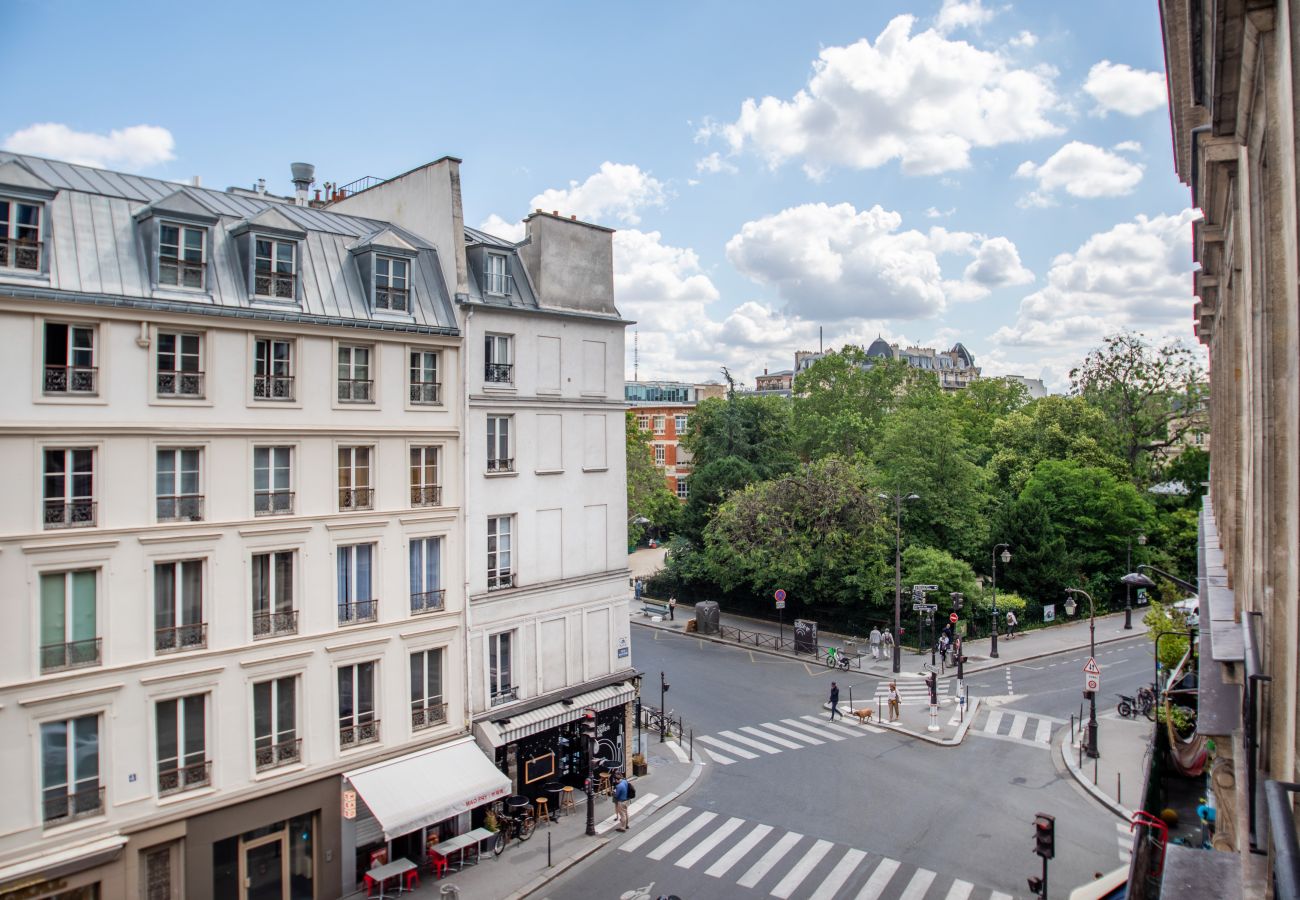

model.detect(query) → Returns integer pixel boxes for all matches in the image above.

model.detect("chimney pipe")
[290,162,315,207]
[256,178,266,195]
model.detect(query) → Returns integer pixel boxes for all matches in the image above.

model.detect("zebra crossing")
[1117,820,1134,862]
[688,714,884,765]
[872,678,958,705]
[969,707,1061,748]
[619,805,1014,900]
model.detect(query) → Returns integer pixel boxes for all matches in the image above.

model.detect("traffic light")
[1027,876,1044,896]
[581,709,597,745]
[950,592,964,612]
[1034,813,1055,859]
[661,671,670,694]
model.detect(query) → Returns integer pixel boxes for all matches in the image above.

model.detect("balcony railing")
[157,369,205,398]
[376,286,409,312]
[157,494,204,522]
[44,365,98,395]
[338,487,374,511]
[253,374,295,401]
[490,686,519,707]
[487,571,514,591]
[339,719,380,748]
[410,380,441,404]
[410,589,446,615]
[155,623,207,654]
[411,702,448,731]
[254,737,301,772]
[44,499,96,529]
[486,457,514,474]
[338,379,373,403]
[411,485,442,507]
[252,610,298,638]
[254,490,294,516]
[254,271,296,300]
[43,784,104,824]
[159,257,205,290]
[1,236,41,270]
[40,637,102,672]
[157,760,211,796]
[338,598,378,625]
[485,362,513,383]
[484,272,514,296]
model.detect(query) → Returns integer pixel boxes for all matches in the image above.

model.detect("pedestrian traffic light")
[950,592,964,611]
[1034,813,1055,859]
[581,709,597,745]
[661,671,670,694]
[1027,875,1044,896]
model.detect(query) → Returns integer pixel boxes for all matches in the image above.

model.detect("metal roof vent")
[290,162,315,207]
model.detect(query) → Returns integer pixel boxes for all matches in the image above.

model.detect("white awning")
[344,737,510,841]
[476,681,636,747]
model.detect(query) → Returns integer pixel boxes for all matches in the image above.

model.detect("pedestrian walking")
[869,626,882,660]
[887,681,901,721]
[613,771,630,832]
[668,595,677,621]
[1006,610,1018,639]
[828,681,841,720]
[882,629,894,657]
[938,633,951,666]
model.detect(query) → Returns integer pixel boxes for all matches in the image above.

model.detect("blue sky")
[2,0,1194,389]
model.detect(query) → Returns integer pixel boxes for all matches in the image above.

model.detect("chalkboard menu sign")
[794,619,818,654]
[524,752,556,785]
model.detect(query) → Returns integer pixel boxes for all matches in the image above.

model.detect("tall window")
[159,223,205,289]
[409,350,440,404]
[252,550,296,638]
[486,416,513,473]
[654,445,665,466]
[410,446,441,507]
[254,237,296,299]
[487,516,513,590]
[484,334,512,383]
[253,337,294,400]
[410,648,445,730]
[410,536,443,614]
[338,662,378,748]
[676,477,690,499]
[156,332,204,397]
[652,415,666,435]
[154,560,205,653]
[489,632,515,705]
[40,715,101,823]
[39,570,98,672]
[485,253,510,295]
[43,322,96,395]
[43,447,95,529]
[375,256,409,311]
[253,446,293,515]
[338,447,373,510]
[157,448,202,522]
[337,543,377,624]
[1,198,41,270]
[675,414,688,433]
[338,345,373,403]
[156,694,208,795]
[253,677,299,771]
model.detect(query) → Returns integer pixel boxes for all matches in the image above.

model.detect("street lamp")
[1123,564,1198,595]
[1124,533,1147,630]
[879,489,920,674]
[1063,588,1099,759]
[990,544,1011,658]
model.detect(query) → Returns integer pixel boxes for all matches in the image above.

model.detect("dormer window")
[375,257,409,312]
[254,238,296,299]
[1,198,41,271]
[485,253,510,296]
[159,223,206,290]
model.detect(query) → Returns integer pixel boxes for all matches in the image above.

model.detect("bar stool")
[598,772,612,796]
[561,786,576,816]
[534,796,549,825]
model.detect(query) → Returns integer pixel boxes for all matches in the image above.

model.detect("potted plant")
[631,751,648,777]
[483,808,499,833]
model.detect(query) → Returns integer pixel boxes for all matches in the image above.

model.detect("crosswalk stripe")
[705,823,774,878]
[803,715,869,737]
[985,710,1004,734]
[741,725,804,749]
[646,810,717,861]
[853,857,900,900]
[759,722,825,745]
[898,867,937,900]
[1034,719,1052,743]
[664,740,690,763]
[701,746,736,765]
[737,830,803,889]
[1009,713,1029,740]
[807,848,867,900]
[770,838,833,898]
[698,734,760,759]
[675,816,745,869]
[944,878,974,900]
[719,729,783,754]
[990,892,1014,900]
[619,805,691,852]
[780,717,846,741]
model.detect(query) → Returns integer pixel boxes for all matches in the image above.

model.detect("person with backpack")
[614,771,632,831]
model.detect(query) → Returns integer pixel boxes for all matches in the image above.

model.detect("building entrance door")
[241,831,288,900]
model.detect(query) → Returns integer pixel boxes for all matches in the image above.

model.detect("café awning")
[477,681,636,747]
[344,737,510,840]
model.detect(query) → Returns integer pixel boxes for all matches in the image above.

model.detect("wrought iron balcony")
[44,365,98,395]
[411,485,442,507]
[155,623,207,654]
[157,760,211,796]
[157,494,204,522]
[411,702,448,731]
[410,380,441,404]
[484,362,513,383]
[159,257,205,290]
[376,286,409,311]
[339,719,380,748]
[43,784,104,824]
[487,571,514,591]
[252,610,298,638]
[338,379,373,403]
[40,637,102,672]
[486,457,514,474]
[410,589,446,615]
[43,499,96,529]
[490,686,519,707]
[254,490,294,516]
[338,487,374,511]
[253,373,295,401]
[338,598,378,625]
[1,236,40,270]
[157,369,205,398]
[254,271,296,299]
[254,737,301,772]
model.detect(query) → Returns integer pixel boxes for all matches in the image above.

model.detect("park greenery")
[632,332,1209,634]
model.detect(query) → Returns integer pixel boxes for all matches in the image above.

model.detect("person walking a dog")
[887,682,901,721]
[828,681,841,720]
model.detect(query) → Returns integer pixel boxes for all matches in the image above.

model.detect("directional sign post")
[1083,657,1101,693]
[774,590,787,646]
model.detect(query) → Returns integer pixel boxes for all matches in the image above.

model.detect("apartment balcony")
[157,760,212,796]
[155,623,207,654]
[484,363,513,384]
[338,598,378,626]
[410,380,441,404]
[484,272,514,296]
[411,485,442,507]
[1,236,40,270]
[254,490,294,516]
[43,784,104,825]
[339,487,374,511]
[44,499,96,529]
[486,457,514,474]
[253,374,295,401]
[159,256,205,290]
[254,737,302,772]
[254,271,296,300]
[490,686,519,707]
[411,702,448,731]
[44,365,98,395]
[157,369,205,398]
[410,589,446,615]
[338,379,373,403]
[157,494,204,522]
[339,719,380,749]
[40,637,102,673]
[252,610,298,639]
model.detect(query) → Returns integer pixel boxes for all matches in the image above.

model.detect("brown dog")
[850,707,875,723]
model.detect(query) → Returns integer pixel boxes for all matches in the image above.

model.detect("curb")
[870,696,983,746]
[1058,727,1133,822]
[960,628,1149,676]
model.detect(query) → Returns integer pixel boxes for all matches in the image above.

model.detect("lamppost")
[1124,533,1147,630]
[990,544,1011,658]
[879,489,920,674]
[1064,588,1099,759]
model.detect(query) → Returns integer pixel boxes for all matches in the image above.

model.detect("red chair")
[428,852,448,879]
[404,869,421,890]
[362,873,377,898]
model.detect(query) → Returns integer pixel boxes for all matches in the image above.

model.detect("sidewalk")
[1059,711,1154,821]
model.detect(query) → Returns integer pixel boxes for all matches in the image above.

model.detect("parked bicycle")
[491,807,536,855]
[824,647,852,670]
[1116,685,1157,720]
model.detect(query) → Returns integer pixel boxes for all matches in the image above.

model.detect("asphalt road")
[541,629,1153,899]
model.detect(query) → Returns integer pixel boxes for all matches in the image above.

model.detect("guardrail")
[715,625,864,669]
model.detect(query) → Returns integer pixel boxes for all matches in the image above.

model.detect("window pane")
[427,649,442,700]
[276,678,295,740]
[181,560,203,625]
[160,225,179,252]
[338,667,352,720]
[40,573,66,647]
[71,571,95,641]
[358,662,373,717]
[156,700,178,764]
[73,716,98,783]
[252,553,269,615]
[155,563,176,631]
[182,695,205,760]
[253,682,271,741]
[275,552,294,611]
[41,721,68,790]
[157,450,176,496]
[44,323,67,366]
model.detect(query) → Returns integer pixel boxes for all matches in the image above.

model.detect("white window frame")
[409,349,440,405]
[675,414,688,433]
[252,676,298,771]
[43,446,95,529]
[39,714,101,824]
[158,222,206,290]
[654,444,666,466]
[156,447,202,522]
[488,631,515,705]
[1,197,42,271]
[337,661,379,748]
[485,252,509,295]
[38,568,99,673]
[337,344,374,404]
[410,647,445,730]
[253,445,293,516]
[410,535,444,614]
[153,559,206,654]
[676,477,690,499]
[42,321,97,396]
[375,256,410,311]
[338,446,374,511]
[252,549,297,638]
[410,445,441,507]
[486,415,513,473]
[252,336,295,402]
[484,333,513,385]
[156,331,204,398]
[253,236,297,300]
[635,415,650,432]
[337,542,377,625]
[653,415,666,435]
[487,515,513,590]
[155,693,208,795]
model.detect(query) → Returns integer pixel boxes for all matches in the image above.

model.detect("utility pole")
[582,709,597,836]
[991,544,1011,658]
[659,671,670,743]
[879,489,920,674]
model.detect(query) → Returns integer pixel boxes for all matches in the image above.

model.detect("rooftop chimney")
[290,162,315,207]
[255,178,267,195]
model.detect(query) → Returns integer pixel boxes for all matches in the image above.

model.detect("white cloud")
[3,122,175,169]
[614,229,719,311]
[1016,141,1144,202]
[706,15,1061,177]
[528,162,666,225]
[695,152,738,175]
[477,214,526,243]
[963,236,1035,287]
[1008,30,1038,49]
[1113,140,1143,154]
[925,206,956,218]
[935,0,994,34]
[1083,60,1166,116]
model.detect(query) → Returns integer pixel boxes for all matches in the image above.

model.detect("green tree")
[951,376,1030,464]
[901,545,980,599]
[987,395,1123,497]
[1159,446,1209,503]
[791,349,912,460]
[625,412,679,545]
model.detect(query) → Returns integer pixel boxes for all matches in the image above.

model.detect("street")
[542,628,1153,899]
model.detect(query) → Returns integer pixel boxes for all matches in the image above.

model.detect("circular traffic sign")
[949,612,959,624]
[774,589,787,602]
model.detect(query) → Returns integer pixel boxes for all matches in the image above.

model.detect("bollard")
[1117,773,1122,805]
[1094,757,1099,785]
[1070,714,1075,742]
[689,728,694,762]
[548,831,552,867]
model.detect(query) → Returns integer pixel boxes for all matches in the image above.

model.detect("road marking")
[619,805,691,852]
[700,746,736,765]
[770,838,833,898]
[1009,713,1029,740]
[675,816,745,869]
[801,715,871,737]
[664,740,690,763]
[698,735,759,760]
[719,729,783,754]
[705,823,773,877]
[897,867,937,900]
[740,726,804,749]
[807,848,867,900]
[990,893,1014,900]
[944,879,974,900]
[985,710,1004,735]
[780,718,847,741]
[1034,719,1052,743]
[646,810,716,860]
[737,830,803,889]
[853,857,900,900]
[759,722,825,745]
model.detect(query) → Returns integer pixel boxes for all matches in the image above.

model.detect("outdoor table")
[504,794,531,814]
[431,828,494,870]
[364,857,416,898]
[542,781,563,820]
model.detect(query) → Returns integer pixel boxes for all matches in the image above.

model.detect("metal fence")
[716,625,865,670]
[638,703,693,760]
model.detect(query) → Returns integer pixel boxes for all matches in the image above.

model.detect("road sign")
[774,589,786,602]
[1083,657,1100,675]
[775,599,785,609]
[1085,672,1100,692]
[922,662,937,673]
[949,612,959,624]
[913,603,937,612]
[913,584,939,592]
